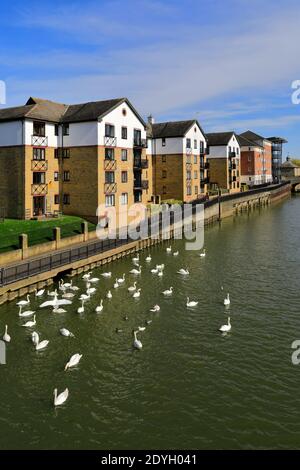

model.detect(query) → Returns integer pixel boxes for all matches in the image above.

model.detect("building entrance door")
[33,196,45,216]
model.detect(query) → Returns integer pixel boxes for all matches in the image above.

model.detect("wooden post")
[81,221,88,242]
[19,233,28,260]
[53,227,61,250]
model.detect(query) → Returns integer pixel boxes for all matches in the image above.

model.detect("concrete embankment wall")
[0,183,291,305]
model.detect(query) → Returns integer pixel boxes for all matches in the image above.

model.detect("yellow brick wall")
[0,146,25,218]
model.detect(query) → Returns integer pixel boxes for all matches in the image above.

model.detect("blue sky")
[1,0,300,154]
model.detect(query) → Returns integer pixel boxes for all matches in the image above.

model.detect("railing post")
[81,221,88,242]
[19,233,28,260]
[53,227,61,250]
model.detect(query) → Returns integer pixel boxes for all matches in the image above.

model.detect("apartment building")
[206,132,241,193]
[147,118,209,203]
[239,131,272,187]
[0,97,152,222]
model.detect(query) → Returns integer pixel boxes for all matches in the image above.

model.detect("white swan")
[52,307,67,313]
[59,280,66,291]
[219,317,231,332]
[65,353,82,371]
[133,331,142,350]
[35,289,45,297]
[101,272,111,278]
[82,272,91,280]
[158,270,163,277]
[60,328,75,337]
[199,249,206,257]
[128,282,137,292]
[31,331,39,346]
[62,280,72,289]
[3,325,11,343]
[36,339,49,351]
[138,326,146,332]
[133,288,141,298]
[186,297,198,307]
[77,300,85,314]
[130,266,141,275]
[173,251,179,256]
[224,293,230,306]
[62,292,75,299]
[156,264,165,270]
[89,277,100,283]
[22,315,36,328]
[145,255,151,262]
[177,268,189,275]
[106,290,112,299]
[16,294,30,307]
[162,287,173,296]
[70,284,80,291]
[95,300,103,313]
[54,388,69,407]
[113,279,119,289]
[79,293,90,301]
[166,246,172,253]
[132,254,139,263]
[150,268,158,274]
[150,304,160,312]
[18,306,35,318]
[117,274,125,284]
[86,286,96,295]
[40,293,72,308]
[47,289,57,297]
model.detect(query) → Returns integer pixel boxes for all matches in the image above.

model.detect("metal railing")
[31,183,48,195]
[133,138,147,148]
[104,160,117,170]
[31,135,48,146]
[31,160,48,171]
[104,182,117,194]
[104,136,117,147]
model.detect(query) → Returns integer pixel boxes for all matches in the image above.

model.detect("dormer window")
[33,121,45,137]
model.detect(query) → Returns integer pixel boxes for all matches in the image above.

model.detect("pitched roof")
[149,120,206,139]
[0,96,146,126]
[240,130,271,144]
[206,131,236,146]
[281,158,298,168]
[237,134,264,149]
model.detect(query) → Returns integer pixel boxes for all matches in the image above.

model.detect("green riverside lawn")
[0,216,96,253]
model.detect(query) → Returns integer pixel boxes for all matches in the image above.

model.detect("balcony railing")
[31,160,48,171]
[104,159,117,170]
[186,147,192,155]
[104,182,117,194]
[133,138,147,148]
[134,158,148,169]
[31,183,48,195]
[31,135,48,147]
[104,136,117,147]
[229,151,236,158]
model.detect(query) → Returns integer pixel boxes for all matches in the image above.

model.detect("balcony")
[31,183,48,195]
[31,135,48,147]
[104,182,117,194]
[133,138,147,148]
[31,160,48,171]
[229,151,236,158]
[186,147,192,155]
[104,136,117,147]
[202,177,209,184]
[134,158,148,169]
[104,159,117,170]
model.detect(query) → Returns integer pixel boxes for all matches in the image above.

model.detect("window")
[54,194,60,204]
[33,121,45,137]
[62,124,69,136]
[187,186,192,195]
[194,155,197,164]
[121,149,128,161]
[187,171,191,180]
[194,139,197,149]
[186,138,191,148]
[121,193,128,205]
[54,124,59,136]
[194,186,198,194]
[237,147,240,155]
[134,129,141,145]
[121,127,127,139]
[121,171,128,183]
[105,123,115,137]
[105,194,115,207]
[163,185,167,194]
[162,155,166,162]
[200,141,204,153]
[162,137,166,147]
[33,148,45,160]
[162,170,167,178]
[186,155,191,163]
[63,193,70,205]
[54,171,59,181]
[194,170,198,179]
[105,171,115,183]
[54,149,59,159]
[63,171,70,182]
[105,148,115,160]
[33,172,45,184]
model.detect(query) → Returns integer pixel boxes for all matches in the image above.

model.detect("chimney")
[147,114,155,125]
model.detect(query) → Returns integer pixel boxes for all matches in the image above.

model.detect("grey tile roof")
[240,130,270,144]
[149,120,206,139]
[206,132,235,146]
[237,134,264,148]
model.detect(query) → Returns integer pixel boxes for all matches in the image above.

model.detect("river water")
[1,194,300,450]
